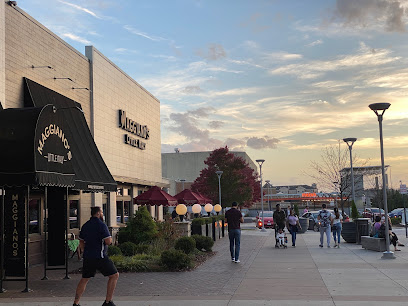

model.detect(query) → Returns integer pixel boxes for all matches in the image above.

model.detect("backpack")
[319,210,330,227]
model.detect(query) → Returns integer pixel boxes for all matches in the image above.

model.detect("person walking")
[287,208,301,247]
[317,204,332,248]
[331,207,343,248]
[273,204,286,248]
[73,207,119,306]
[225,201,243,263]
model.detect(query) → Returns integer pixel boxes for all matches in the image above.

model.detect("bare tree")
[304,143,368,215]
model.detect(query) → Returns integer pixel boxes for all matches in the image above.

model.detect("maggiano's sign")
[4,188,26,277]
[37,124,72,164]
[119,110,149,150]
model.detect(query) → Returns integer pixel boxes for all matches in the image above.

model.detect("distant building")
[162,151,257,195]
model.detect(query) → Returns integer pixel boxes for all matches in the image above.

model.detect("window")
[116,200,123,223]
[124,201,130,223]
[69,200,79,229]
[29,199,40,234]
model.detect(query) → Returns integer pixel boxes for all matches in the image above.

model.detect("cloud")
[196,44,227,61]
[269,42,400,79]
[265,52,303,61]
[124,25,168,42]
[182,86,202,94]
[59,0,102,19]
[208,120,224,129]
[306,39,323,47]
[61,33,90,44]
[331,0,407,32]
[246,136,280,149]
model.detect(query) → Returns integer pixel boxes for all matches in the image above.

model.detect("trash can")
[298,217,309,233]
[355,218,370,244]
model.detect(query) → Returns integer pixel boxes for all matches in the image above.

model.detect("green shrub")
[110,254,160,272]
[192,235,214,251]
[107,245,122,256]
[160,249,191,270]
[350,201,359,221]
[119,241,137,256]
[156,219,182,245]
[192,218,206,226]
[118,206,158,244]
[174,236,196,254]
[391,217,402,225]
[134,244,150,254]
[294,204,299,217]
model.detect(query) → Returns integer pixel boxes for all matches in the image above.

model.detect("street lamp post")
[256,159,266,232]
[369,102,395,259]
[343,138,357,203]
[265,180,271,211]
[215,171,223,208]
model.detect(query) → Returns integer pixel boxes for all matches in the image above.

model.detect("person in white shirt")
[317,204,333,248]
[331,207,343,248]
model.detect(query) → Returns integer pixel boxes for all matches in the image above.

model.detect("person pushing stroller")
[273,204,286,248]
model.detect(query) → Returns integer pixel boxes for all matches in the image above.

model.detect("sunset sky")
[21,0,408,190]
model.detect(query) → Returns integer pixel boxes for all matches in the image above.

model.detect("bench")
[361,236,386,252]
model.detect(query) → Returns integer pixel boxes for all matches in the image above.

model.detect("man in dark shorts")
[73,207,119,306]
[273,204,286,247]
[225,201,243,263]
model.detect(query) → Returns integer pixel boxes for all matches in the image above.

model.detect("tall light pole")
[215,171,223,208]
[256,159,266,232]
[369,102,394,259]
[265,180,271,211]
[343,138,357,203]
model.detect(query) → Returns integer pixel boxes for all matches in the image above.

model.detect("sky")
[20,0,408,190]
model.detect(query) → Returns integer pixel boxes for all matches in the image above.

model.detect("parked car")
[256,211,274,229]
[389,208,405,218]
[362,207,385,219]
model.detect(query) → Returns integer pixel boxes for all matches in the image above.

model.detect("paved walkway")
[1,225,408,305]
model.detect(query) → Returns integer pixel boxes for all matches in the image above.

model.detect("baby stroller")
[274,224,287,248]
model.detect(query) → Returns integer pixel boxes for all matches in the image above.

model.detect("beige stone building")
[0,2,166,266]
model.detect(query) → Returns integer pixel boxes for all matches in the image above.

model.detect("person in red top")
[225,202,244,263]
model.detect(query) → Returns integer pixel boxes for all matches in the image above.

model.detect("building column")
[108,191,117,227]
[0,0,5,109]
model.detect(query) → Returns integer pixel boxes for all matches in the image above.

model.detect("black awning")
[0,79,117,192]
[24,78,117,192]
[0,105,76,187]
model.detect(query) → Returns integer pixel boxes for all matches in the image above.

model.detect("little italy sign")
[119,110,149,150]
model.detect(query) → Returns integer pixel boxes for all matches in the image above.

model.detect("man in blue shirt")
[73,207,119,306]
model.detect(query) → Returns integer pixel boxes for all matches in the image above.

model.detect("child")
[276,229,287,248]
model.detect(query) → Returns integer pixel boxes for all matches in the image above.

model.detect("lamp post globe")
[256,159,266,232]
[369,102,394,259]
[192,203,202,218]
[343,138,357,203]
[204,203,214,216]
[176,204,187,222]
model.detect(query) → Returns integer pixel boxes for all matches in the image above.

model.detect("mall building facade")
[0,2,167,265]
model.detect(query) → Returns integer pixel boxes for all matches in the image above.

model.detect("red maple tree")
[191,147,260,208]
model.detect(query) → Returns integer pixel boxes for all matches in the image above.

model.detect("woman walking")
[287,208,301,247]
[331,207,343,248]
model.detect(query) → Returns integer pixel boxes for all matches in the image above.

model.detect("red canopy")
[134,186,178,206]
[174,189,206,205]
[196,192,212,204]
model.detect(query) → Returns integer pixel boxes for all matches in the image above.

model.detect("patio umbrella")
[174,189,206,205]
[134,186,178,206]
[196,192,212,204]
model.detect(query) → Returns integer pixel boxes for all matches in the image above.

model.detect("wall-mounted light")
[72,87,90,91]
[8,1,17,7]
[31,65,54,70]
[54,77,74,82]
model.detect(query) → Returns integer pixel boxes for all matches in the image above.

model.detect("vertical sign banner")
[400,184,407,195]
[4,188,26,277]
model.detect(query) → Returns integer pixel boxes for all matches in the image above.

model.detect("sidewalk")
[1,226,408,305]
